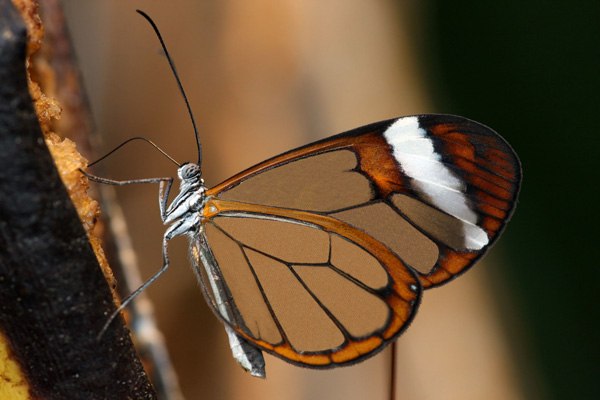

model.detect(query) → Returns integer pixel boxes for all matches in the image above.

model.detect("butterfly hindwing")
[191,200,421,367]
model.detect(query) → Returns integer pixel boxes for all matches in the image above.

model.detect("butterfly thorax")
[163,163,208,238]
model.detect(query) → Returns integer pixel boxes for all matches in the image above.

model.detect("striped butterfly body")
[164,114,521,376]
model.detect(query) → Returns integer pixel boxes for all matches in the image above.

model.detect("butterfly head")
[177,162,205,194]
[178,162,202,182]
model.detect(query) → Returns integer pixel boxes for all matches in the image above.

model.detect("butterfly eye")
[178,163,202,181]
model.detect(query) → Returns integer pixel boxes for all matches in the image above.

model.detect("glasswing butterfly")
[88,11,521,378]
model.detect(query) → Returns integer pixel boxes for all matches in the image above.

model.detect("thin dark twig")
[389,341,397,400]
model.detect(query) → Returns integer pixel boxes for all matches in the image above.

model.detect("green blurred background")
[424,2,599,399]
[57,1,598,399]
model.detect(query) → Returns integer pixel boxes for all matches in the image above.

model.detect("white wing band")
[384,117,489,250]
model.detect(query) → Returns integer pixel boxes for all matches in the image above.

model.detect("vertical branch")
[0,1,157,398]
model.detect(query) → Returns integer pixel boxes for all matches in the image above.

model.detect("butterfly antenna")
[88,136,180,168]
[136,10,203,166]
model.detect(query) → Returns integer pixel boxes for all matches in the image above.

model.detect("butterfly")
[90,11,521,379]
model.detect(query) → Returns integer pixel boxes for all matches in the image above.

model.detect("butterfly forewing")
[192,201,421,367]
[207,115,521,290]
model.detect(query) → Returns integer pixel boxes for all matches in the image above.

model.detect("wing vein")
[211,222,289,345]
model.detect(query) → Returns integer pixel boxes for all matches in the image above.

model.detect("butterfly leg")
[98,213,195,340]
[82,170,174,220]
[97,227,176,340]
[82,170,173,187]
[158,179,173,221]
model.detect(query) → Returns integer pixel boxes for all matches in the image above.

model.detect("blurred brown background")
[55,1,598,399]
